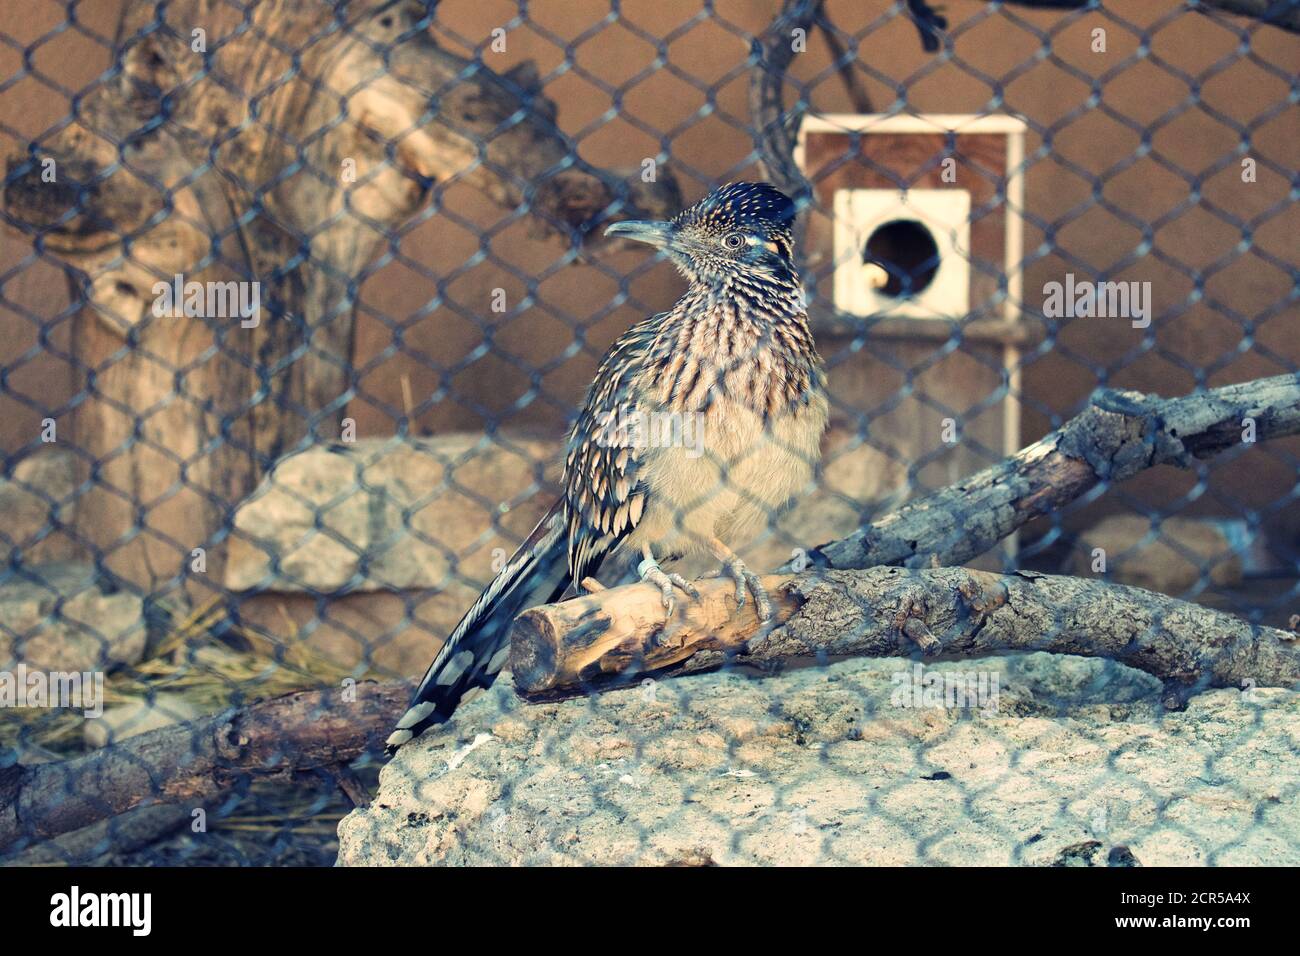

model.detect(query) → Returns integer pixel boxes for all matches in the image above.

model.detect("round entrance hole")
[863,219,941,299]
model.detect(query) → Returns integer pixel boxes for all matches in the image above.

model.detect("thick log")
[0,679,411,855]
[510,566,1300,700]
[794,373,1300,572]
[1,805,192,865]
[513,373,1300,695]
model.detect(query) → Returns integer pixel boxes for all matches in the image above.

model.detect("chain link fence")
[0,0,1297,866]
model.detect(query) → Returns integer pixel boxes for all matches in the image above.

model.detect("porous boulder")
[0,450,76,566]
[221,429,877,593]
[337,654,1297,866]
[0,562,146,673]
[224,434,561,593]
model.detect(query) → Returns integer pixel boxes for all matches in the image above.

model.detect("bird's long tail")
[385,499,574,753]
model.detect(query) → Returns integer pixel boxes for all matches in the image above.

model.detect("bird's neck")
[648,269,821,415]
[687,267,807,330]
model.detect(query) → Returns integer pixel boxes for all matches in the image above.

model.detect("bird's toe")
[641,558,695,618]
[746,573,773,621]
[670,573,701,601]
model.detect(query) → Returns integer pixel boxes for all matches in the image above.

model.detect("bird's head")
[605,181,797,286]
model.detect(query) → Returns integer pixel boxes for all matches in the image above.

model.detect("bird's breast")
[632,388,828,551]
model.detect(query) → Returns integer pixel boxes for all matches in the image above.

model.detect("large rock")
[222,429,879,594]
[225,434,562,593]
[1072,515,1245,596]
[83,693,204,748]
[337,655,1297,866]
[0,563,145,673]
[0,450,76,566]
[216,429,888,674]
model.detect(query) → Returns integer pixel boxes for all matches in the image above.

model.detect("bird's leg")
[638,544,699,615]
[708,537,773,621]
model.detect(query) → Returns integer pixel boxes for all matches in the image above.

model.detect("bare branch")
[512,372,1300,699]
[0,680,410,855]
[511,566,1300,702]
[750,0,820,199]
[797,373,1300,572]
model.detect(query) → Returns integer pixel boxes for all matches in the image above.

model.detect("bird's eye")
[722,233,746,250]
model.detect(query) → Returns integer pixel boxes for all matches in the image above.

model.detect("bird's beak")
[603,219,673,248]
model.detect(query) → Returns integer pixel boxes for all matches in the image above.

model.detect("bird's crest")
[674,181,796,239]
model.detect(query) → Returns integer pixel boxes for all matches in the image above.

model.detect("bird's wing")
[387,317,660,752]
[562,316,659,582]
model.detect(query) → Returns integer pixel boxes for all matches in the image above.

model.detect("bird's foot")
[637,557,699,615]
[721,557,772,621]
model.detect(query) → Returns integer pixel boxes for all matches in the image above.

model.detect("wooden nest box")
[796,114,1032,558]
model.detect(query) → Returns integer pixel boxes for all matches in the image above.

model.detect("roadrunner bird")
[387,182,828,752]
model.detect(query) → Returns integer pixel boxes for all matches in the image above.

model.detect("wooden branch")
[513,373,1300,697]
[792,374,1300,572]
[511,566,1300,700]
[750,0,820,200]
[0,680,410,855]
[1,805,191,865]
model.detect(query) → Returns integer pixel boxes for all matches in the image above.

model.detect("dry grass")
[3,595,376,864]
[3,594,362,755]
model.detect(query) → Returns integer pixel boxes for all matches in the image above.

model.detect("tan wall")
[2,0,1297,539]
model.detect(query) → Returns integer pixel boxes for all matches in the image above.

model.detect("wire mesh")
[0,0,1296,866]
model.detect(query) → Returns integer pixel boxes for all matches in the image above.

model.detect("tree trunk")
[3,0,681,593]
